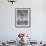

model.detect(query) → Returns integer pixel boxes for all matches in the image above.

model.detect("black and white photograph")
[15,8,31,28]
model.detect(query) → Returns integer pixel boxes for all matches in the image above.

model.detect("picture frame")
[15,8,31,28]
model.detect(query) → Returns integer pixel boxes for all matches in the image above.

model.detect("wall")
[0,0,46,42]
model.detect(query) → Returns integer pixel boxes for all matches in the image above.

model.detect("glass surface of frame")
[15,8,31,28]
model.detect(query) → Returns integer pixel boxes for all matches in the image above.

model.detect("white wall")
[0,0,46,42]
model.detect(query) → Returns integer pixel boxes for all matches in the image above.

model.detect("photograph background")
[17,10,28,25]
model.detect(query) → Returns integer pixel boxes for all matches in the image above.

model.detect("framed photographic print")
[15,8,31,28]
